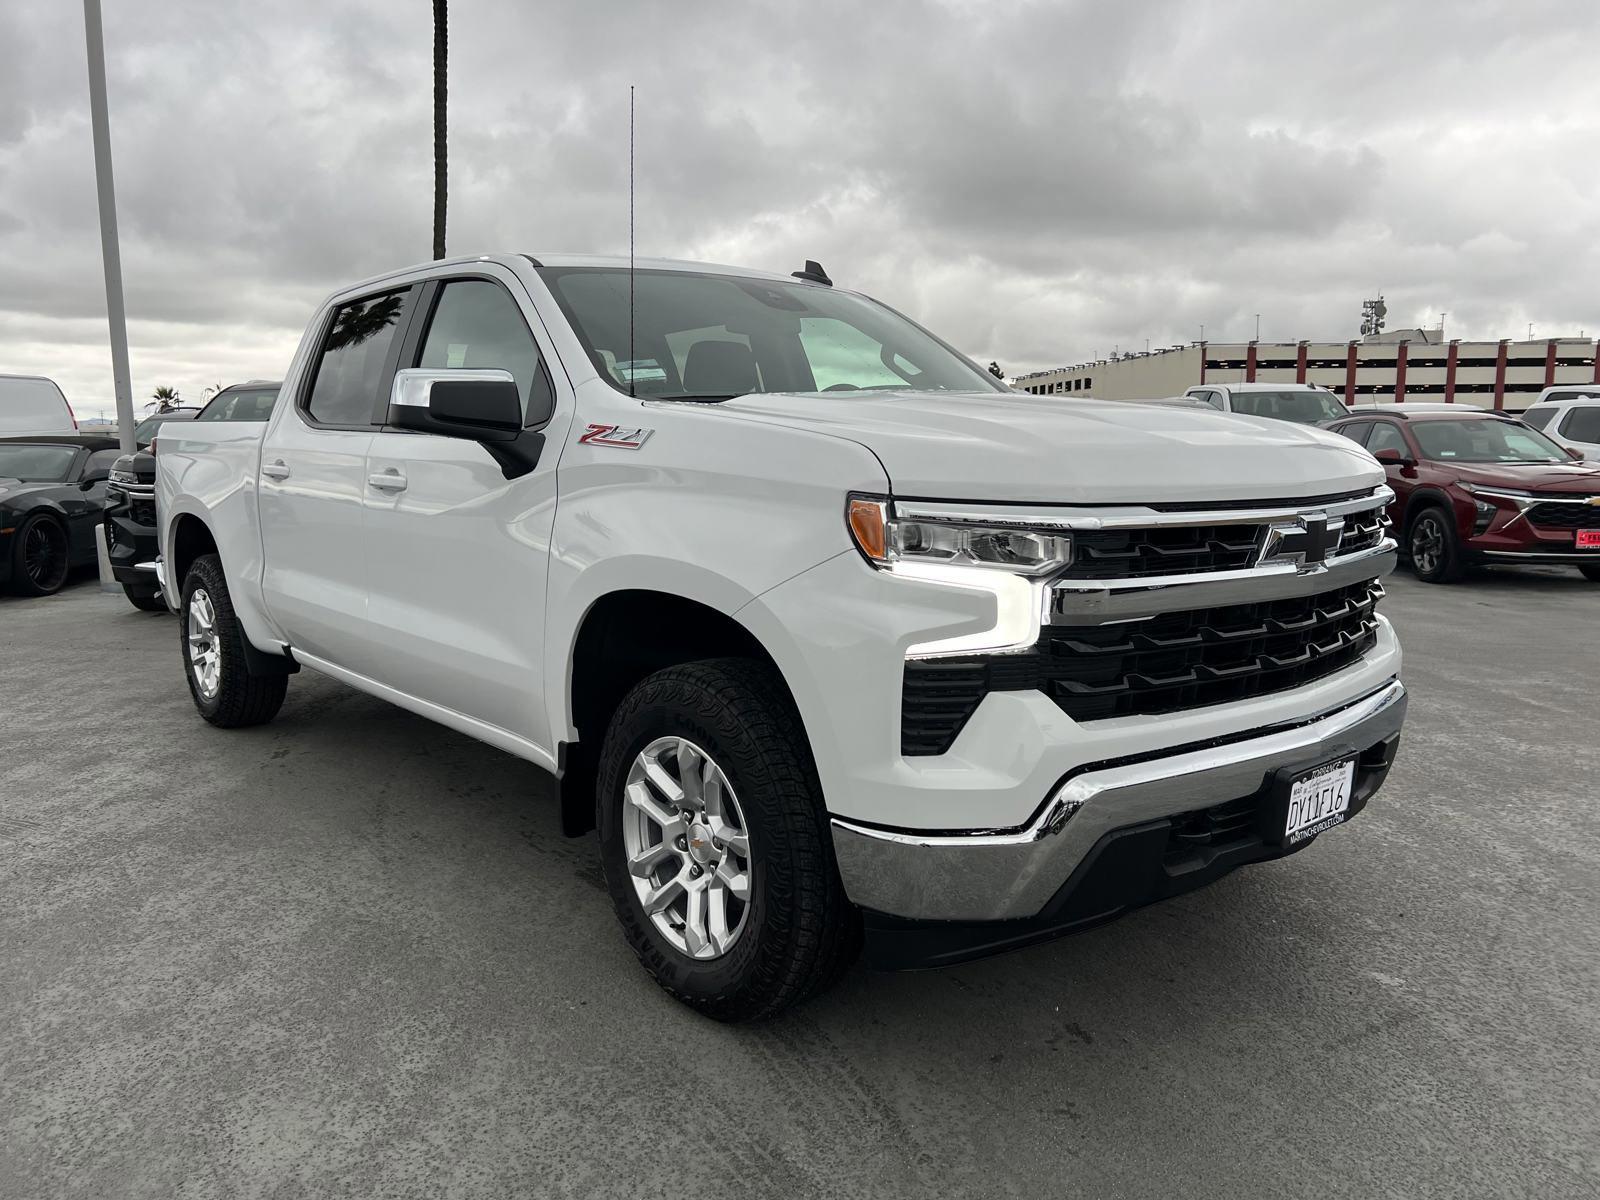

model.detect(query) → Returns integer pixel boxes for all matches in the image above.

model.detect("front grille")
[130,498,157,526]
[900,579,1382,753]
[1066,524,1262,579]
[1339,508,1387,554]
[1526,501,1600,531]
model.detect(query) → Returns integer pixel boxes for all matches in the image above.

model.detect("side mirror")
[387,368,543,479]
[80,468,110,488]
[1373,447,1414,468]
[1567,445,1586,461]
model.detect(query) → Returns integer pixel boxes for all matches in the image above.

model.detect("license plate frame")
[1576,529,1600,550]
[1262,750,1359,847]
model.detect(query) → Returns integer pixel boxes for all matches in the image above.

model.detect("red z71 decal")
[578,423,654,449]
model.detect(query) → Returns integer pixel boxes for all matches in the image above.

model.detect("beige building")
[1013,334,1600,412]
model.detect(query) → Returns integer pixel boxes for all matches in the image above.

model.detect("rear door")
[258,287,413,670]
[361,269,566,748]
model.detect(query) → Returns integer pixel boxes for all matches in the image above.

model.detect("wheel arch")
[167,510,220,591]
[558,588,804,837]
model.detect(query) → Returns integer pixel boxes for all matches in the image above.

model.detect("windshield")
[0,444,77,481]
[1230,390,1348,423]
[538,266,1005,400]
[196,386,279,422]
[1413,419,1566,463]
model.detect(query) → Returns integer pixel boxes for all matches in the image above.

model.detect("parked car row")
[1325,408,1600,583]
[0,381,280,601]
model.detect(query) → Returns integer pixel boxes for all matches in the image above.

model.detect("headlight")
[108,468,139,485]
[1459,483,1536,508]
[846,496,1073,576]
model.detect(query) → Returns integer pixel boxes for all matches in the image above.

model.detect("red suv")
[1327,410,1600,583]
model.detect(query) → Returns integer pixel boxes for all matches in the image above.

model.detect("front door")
[361,274,565,750]
[258,287,411,670]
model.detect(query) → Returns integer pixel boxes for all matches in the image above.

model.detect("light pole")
[82,0,136,454]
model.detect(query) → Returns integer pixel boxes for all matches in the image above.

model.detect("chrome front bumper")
[831,678,1407,922]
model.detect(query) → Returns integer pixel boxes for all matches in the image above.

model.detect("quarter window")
[1519,407,1556,431]
[417,280,555,426]
[305,290,409,426]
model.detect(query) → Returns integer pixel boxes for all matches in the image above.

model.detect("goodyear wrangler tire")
[596,658,860,1021]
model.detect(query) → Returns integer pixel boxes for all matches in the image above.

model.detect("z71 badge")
[577,423,654,449]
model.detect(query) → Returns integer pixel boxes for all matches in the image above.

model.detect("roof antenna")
[628,84,636,399]
[792,259,832,286]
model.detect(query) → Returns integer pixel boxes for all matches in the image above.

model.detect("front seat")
[682,340,759,396]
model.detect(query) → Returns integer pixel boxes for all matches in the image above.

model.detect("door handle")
[367,469,408,492]
[261,460,291,480]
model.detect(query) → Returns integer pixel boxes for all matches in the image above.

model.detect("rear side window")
[304,291,410,426]
[1334,420,1372,445]
[416,280,554,426]
[1560,406,1600,443]
[1519,407,1556,431]
[0,377,72,433]
[197,386,279,422]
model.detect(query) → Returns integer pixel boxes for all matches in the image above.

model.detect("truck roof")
[329,253,806,300]
[1204,382,1335,393]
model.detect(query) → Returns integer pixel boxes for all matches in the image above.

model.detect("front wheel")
[596,658,860,1021]
[180,554,287,727]
[1408,508,1464,583]
[9,513,70,596]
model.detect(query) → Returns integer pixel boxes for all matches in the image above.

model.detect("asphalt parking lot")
[3,569,1597,1199]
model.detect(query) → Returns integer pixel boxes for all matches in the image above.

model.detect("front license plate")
[1577,529,1600,550]
[1285,758,1356,844]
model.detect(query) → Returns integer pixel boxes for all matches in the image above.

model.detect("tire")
[122,582,168,612]
[596,658,860,1021]
[179,553,287,727]
[1581,565,1600,582]
[9,513,70,596]
[1407,506,1463,583]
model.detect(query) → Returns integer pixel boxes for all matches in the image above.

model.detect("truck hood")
[707,391,1383,504]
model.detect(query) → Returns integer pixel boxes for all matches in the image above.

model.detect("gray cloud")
[1,0,1598,414]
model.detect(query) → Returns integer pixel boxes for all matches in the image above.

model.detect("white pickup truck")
[157,253,1406,1019]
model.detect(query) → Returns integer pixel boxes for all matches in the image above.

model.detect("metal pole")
[83,0,136,454]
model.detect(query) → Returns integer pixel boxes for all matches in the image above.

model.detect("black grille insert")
[1526,501,1600,531]
[901,579,1383,754]
[1066,524,1263,579]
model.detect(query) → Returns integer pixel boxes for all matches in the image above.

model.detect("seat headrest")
[682,340,758,396]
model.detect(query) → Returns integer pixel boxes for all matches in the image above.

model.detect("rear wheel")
[122,582,167,612]
[10,513,70,596]
[1408,507,1463,583]
[596,658,859,1021]
[180,554,287,727]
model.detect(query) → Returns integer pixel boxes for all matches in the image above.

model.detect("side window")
[305,290,409,426]
[1335,420,1371,445]
[418,280,554,426]
[1519,407,1556,431]
[1559,407,1600,443]
[1366,422,1409,455]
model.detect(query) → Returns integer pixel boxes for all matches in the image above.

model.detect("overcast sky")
[3,0,1598,415]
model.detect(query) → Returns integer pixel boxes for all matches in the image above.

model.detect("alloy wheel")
[622,736,752,960]
[1411,516,1444,576]
[186,587,222,700]
[22,520,68,592]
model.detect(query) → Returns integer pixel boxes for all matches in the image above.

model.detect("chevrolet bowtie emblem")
[1259,515,1338,567]
[1586,496,1600,507]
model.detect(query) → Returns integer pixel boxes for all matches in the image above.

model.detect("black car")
[0,434,122,596]
[104,381,282,611]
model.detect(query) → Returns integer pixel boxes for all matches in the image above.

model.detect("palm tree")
[433,0,447,260]
[150,385,180,414]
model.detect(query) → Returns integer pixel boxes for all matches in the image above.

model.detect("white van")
[0,375,77,436]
